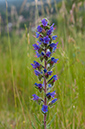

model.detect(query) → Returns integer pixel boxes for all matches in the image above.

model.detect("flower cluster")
[31,18,58,115]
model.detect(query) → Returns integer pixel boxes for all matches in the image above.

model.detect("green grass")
[0,25,85,129]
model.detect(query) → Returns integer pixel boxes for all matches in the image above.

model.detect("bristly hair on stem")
[31,18,59,129]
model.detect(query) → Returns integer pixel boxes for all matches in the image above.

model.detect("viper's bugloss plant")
[31,18,59,129]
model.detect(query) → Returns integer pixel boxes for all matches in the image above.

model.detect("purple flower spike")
[41,105,48,113]
[31,19,59,125]
[43,36,50,44]
[34,70,41,76]
[36,32,40,38]
[32,94,39,101]
[52,35,57,40]
[46,51,51,57]
[33,44,40,50]
[37,25,42,32]
[51,98,57,104]
[41,19,48,26]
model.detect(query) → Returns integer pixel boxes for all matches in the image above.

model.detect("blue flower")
[41,51,44,56]
[31,64,36,69]
[36,32,40,38]
[46,51,51,57]
[44,69,52,76]
[51,98,57,104]
[47,71,52,75]
[46,91,56,99]
[31,61,40,69]
[50,23,54,31]
[48,75,57,84]
[51,57,58,64]
[44,69,47,73]
[50,91,56,98]
[37,41,42,46]
[33,44,40,50]
[37,25,42,32]
[52,75,57,80]
[49,42,58,52]
[34,70,41,76]
[52,75,57,82]
[39,37,44,42]
[41,19,48,26]
[52,35,57,40]
[46,92,51,99]
[49,43,57,48]
[34,83,43,91]
[53,44,58,52]
[36,51,41,57]
[47,29,52,36]
[41,105,48,113]
[34,83,38,87]
[43,36,50,44]
[48,84,52,88]
[47,23,54,35]
[32,94,39,100]
[34,61,40,67]
[38,84,43,89]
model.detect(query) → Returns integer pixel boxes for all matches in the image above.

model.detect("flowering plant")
[31,18,58,129]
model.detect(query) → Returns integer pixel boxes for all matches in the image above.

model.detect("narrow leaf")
[46,109,49,121]
[34,114,41,125]
[31,121,36,129]
[46,113,57,128]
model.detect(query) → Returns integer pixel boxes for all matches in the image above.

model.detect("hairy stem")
[44,49,47,129]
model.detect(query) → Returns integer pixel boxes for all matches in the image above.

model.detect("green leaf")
[46,109,49,121]
[38,75,43,81]
[34,114,41,125]
[38,48,43,54]
[41,121,44,129]
[31,121,36,129]
[46,113,57,128]
[36,98,44,105]
[40,57,44,62]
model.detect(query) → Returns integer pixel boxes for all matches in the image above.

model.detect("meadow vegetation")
[0,0,85,129]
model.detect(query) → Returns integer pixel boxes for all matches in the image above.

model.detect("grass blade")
[46,113,57,128]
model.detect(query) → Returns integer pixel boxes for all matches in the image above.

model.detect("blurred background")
[0,0,85,129]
